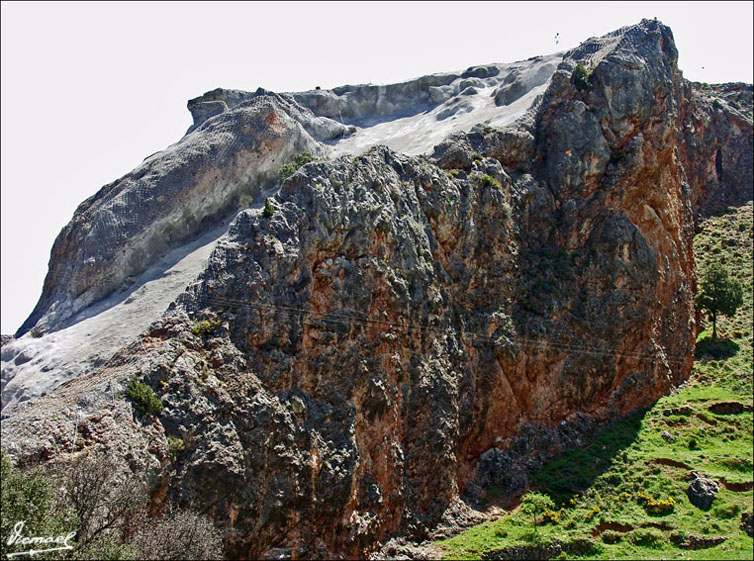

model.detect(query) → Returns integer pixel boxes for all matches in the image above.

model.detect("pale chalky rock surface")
[17,93,326,338]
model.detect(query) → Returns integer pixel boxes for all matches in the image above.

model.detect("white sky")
[2,1,753,334]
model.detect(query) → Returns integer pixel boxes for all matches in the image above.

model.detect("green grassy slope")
[436,202,753,560]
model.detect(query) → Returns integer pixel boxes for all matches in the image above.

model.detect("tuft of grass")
[168,436,185,457]
[239,193,254,207]
[630,528,666,548]
[191,317,221,338]
[278,152,316,182]
[473,173,503,191]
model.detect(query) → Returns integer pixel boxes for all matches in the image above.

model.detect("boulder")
[686,476,719,510]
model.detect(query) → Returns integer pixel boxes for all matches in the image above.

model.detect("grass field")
[436,203,753,560]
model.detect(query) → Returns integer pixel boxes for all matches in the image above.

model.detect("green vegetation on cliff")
[126,376,163,416]
[278,152,316,182]
[436,202,753,560]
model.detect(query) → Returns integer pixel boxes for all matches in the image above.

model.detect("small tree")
[64,452,148,545]
[572,64,592,91]
[519,491,555,530]
[132,508,224,560]
[696,262,743,340]
[126,377,163,416]
[1,450,76,559]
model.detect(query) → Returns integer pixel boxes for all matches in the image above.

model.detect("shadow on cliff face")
[528,410,646,505]
[54,211,238,335]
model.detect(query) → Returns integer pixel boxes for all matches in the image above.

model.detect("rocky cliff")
[1,19,752,560]
[15,94,329,338]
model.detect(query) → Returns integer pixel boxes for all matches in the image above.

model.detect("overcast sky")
[2,1,752,334]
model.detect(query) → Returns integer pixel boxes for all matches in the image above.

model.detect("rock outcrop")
[686,475,719,510]
[4,51,562,411]
[680,81,753,218]
[16,93,327,337]
[741,512,754,537]
[2,19,752,560]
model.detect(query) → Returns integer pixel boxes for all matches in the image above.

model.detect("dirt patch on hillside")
[591,521,633,537]
[651,457,692,469]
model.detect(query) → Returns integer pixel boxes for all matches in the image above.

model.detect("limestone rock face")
[680,81,753,218]
[2,19,752,561]
[16,93,324,337]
